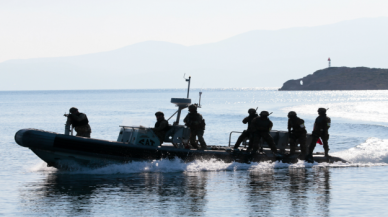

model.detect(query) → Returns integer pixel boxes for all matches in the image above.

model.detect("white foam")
[331,137,388,165]
[26,158,347,175]
[28,161,57,173]
[29,157,386,175]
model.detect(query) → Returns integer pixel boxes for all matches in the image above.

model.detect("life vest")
[185,112,205,130]
[70,113,89,127]
[289,117,307,134]
[313,115,331,133]
[243,114,259,129]
[154,120,169,132]
[253,117,272,132]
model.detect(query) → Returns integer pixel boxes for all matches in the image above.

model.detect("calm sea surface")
[2,88,388,216]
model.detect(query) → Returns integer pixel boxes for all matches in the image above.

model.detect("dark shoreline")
[279,67,388,91]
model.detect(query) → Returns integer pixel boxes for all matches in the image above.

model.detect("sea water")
[1,89,388,216]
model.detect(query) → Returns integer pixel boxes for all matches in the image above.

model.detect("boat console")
[116,76,195,149]
[117,126,160,147]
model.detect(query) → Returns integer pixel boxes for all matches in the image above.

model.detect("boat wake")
[29,158,319,174]
[332,137,388,165]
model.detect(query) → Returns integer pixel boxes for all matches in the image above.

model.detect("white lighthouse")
[328,57,331,68]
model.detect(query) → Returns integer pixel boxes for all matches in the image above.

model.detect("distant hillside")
[279,67,388,90]
[1,17,388,90]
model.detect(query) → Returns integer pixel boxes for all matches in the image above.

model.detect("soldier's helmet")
[259,111,270,117]
[69,107,78,114]
[288,111,297,118]
[188,104,197,111]
[248,108,256,114]
[155,111,164,116]
[318,108,327,114]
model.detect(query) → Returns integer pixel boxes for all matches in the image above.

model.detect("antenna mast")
[186,76,191,98]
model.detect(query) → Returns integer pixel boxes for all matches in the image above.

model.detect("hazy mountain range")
[2,17,388,90]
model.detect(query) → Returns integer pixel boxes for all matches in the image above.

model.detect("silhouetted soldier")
[184,104,207,150]
[152,111,169,144]
[233,108,258,150]
[306,108,331,162]
[249,111,282,157]
[65,107,91,138]
[287,111,307,160]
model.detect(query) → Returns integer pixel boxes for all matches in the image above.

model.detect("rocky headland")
[279,67,388,91]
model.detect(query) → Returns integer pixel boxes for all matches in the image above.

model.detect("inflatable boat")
[14,77,346,169]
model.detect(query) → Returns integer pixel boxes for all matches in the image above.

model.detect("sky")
[1,0,388,63]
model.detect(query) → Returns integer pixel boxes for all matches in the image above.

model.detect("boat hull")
[15,129,346,169]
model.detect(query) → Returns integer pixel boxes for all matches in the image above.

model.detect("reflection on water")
[244,168,330,216]
[19,169,332,216]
